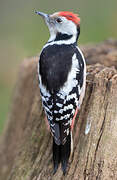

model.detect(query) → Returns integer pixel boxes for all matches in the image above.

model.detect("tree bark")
[0,40,117,180]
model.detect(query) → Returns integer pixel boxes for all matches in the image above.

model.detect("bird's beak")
[34,10,49,22]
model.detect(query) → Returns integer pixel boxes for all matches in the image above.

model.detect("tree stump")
[0,39,117,180]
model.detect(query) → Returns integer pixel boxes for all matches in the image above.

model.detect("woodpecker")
[35,10,86,174]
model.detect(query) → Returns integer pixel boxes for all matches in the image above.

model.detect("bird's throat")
[54,32,73,41]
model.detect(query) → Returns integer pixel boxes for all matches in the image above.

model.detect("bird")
[35,10,86,175]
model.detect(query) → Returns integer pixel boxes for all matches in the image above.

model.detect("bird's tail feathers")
[53,139,61,174]
[53,132,71,175]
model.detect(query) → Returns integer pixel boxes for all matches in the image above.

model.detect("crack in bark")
[84,141,91,180]
[91,80,109,179]
[96,160,104,180]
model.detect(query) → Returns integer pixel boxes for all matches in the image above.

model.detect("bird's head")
[35,11,80,43]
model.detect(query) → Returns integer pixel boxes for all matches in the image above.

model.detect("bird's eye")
[56,18,62,23]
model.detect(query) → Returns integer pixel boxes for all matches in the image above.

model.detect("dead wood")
[0,40,117,180]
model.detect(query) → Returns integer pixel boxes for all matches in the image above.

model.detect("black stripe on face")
[55,32,73,41]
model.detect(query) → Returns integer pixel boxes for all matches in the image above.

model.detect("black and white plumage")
[35,10,86,174]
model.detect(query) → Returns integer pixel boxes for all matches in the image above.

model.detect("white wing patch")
[60,53,79,95]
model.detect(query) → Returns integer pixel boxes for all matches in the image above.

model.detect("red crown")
[59,11,80,25]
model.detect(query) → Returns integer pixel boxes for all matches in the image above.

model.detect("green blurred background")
[0,0,117,134]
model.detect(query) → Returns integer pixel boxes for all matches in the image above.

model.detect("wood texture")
[0,40,117,180]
